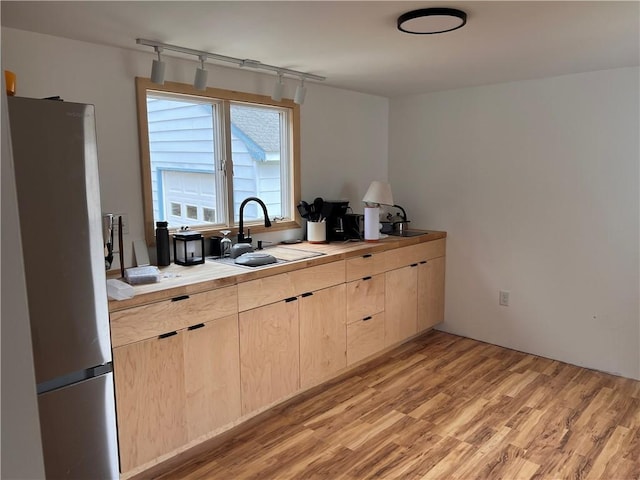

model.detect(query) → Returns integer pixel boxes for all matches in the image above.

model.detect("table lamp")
[362,181,394,241]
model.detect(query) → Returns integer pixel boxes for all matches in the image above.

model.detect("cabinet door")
[384,265,418,346]
[183,315,241,441]
[113,332,187,472]
[299,284,347,389]
[239,300,300,414]
[418,256,446,331]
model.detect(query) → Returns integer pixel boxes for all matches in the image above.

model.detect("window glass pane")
[230,103,285,222]
[186,205,198,220]
[147,95,219,228]
[203,207,216,223]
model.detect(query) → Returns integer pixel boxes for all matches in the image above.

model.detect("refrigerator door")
[38,372,119,479]
[8,97,112,384]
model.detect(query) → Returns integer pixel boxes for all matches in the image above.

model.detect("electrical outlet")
[499,290,510,306]
[112,213,129,235]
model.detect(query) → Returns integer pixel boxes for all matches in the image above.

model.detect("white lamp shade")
[362,181,394,206]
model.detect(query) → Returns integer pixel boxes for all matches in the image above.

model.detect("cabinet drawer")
[237,272,295,312]
[290,260,345,295]
[346,253,386,282]
[346,274,385,324]
[111,286,238,347]
[383,239,446,271]
[347,312,385,366]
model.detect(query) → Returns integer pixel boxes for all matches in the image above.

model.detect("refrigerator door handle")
[37,362,114,395]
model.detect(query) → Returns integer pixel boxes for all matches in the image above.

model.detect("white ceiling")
[2,1,638,97]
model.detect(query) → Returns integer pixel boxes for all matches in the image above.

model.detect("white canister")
[307,221,326,243]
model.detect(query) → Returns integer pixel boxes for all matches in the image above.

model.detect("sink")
[207,245,324,269]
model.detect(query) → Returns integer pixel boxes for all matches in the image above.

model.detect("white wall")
[1,27,389,264]
[390,67,640,380]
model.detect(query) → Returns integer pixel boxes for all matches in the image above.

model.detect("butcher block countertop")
[108,230,447,312]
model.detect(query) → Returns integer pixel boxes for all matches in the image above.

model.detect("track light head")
[151,46,165,85]
[194,55,208,91]
[294,78,306,105]
[271,72,284,101]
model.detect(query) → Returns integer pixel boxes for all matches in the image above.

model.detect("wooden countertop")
[108,230,446,312]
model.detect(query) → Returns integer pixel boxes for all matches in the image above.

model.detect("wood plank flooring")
[138,331,640,479]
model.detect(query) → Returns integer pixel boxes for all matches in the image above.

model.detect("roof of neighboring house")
[231,105,280,161]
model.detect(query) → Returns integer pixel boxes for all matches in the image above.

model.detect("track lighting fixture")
[271,72,284,101]
[150,46,165,85]
[137,39,325,103]
[294,78,307,105]
[194,55,208,91]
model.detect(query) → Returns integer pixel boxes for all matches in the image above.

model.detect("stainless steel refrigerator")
[8,96,119,479]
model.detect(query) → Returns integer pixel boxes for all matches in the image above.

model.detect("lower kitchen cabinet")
[113,315,241,472]
[347,312,385,365]
[183,314,241,441]
[299,284,347,389]
[113,332,187,472]
[417,256,446,332]
[239,300,300,414]
[384,264,418,346]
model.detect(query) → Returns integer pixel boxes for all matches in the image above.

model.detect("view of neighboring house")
[147,98,283,228]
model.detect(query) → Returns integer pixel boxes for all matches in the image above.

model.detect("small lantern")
[173,229,204,266]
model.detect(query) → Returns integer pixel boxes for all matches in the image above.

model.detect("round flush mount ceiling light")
[397,7,467,35]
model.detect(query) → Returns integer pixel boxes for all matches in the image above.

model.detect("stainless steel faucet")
[238,197,272,243]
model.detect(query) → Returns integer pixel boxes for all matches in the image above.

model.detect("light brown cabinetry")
[111,286,241,473]
[299,284,347,389]
[346,274,385,365]
[384,238,446,344]
[111,237,446,475]
[113,331,187,472]
[239,260,346,411]
[384,265,418,346]
[183,315,241,440]
[239,299,300,414]
[417,255,446,331]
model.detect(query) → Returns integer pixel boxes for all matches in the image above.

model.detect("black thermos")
[155,221,170,266]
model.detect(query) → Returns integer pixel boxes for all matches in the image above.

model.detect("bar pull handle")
[362,276,372,281]
[171,295,190,302]
[362,254,372,258]
[285,297,298,303]
[363,316,373,321]
[158,331,178,339]
[188,323,205,331]
[301,292,313,298]
[420,261,427,264]
[410,263,418,267]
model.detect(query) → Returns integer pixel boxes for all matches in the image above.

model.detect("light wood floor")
[141,331,640,479]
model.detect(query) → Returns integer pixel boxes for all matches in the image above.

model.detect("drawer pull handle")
[171,295,190,302]
[188,323,205,330]
[362,254,372,258]
[363,316,373,321]
[158,331,177,339]
[410,263,418,267]
[301,292,313,297]
[285,296,298,303]
[362,276,372,281]
[420,261,427,264]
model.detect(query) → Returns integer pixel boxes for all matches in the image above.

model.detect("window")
[136,77,301,244]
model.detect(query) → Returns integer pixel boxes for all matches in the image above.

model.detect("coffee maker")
[323,200,350,241]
